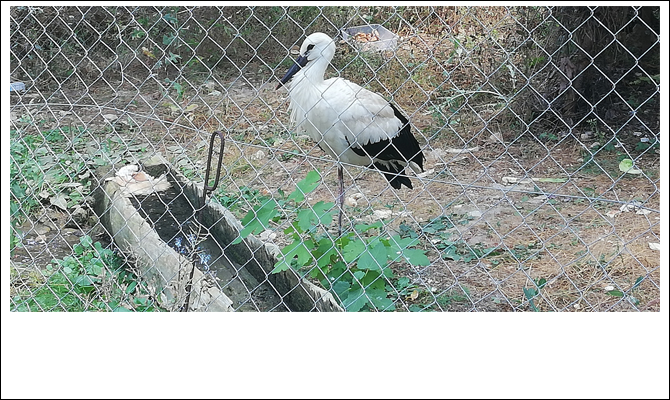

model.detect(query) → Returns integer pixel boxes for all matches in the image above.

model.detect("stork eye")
[306,44,315,52]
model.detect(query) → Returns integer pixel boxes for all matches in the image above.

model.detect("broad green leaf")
[342,287,368,312]
[343,239,366,263]
[523,287,539,312]
[354,221,383,232]
[316,238,339,269]
[87,262,104,276]
[74,275,95,293]
[271,260,291,274]
[360,271,384,289]
[619,158,642,174]
[312,201,336,225]
[366,287,395,311]
[357,241,388,271]
[396,277,410,289]
[296,208,316,231]
[331,280,351,299]
[523,287,537,298]
[288,170,321,202]
[607,290,624,297]
[282,239,314,266]
[403,249,430,266]
[80,235,93,248]
[295,202,335,232]
[232,199,279,244]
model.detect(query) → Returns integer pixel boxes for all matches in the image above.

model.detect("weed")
[234,170,430,311]
[523,277,547,311]
[11,236,160,312]
[421,215,500,262]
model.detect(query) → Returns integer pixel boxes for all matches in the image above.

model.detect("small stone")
[250,150,265,161]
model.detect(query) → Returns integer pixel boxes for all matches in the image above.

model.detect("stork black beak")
[276,55,308,90]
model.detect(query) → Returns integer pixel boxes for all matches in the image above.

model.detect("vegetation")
[11,235,159,312]
[234,170,430,311]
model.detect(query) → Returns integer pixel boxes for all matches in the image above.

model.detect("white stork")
[276,32,425,232]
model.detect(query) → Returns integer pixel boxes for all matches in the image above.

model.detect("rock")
[344,196,357,208]
[372,209,392,220]
[71,206,88,224]
[250,150,266,161]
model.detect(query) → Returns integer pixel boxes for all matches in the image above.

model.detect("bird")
[276,32,425,233]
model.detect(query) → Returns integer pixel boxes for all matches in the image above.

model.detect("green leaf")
[87,262,104,276]
[357,241,388,271]
[360,270,384,289]
[295,202,335,232]
[342,287,368,312]
[523,287,537,298]
[619,158,642,174]
[125,281,138,294]
[273,237,315,273]
[288,170,321,203]
[74,275,96,293]
[403,249,430,266]
[232,199,279,244]
[80,235,92,248]
[396,277,410,289]
[354,221,383,232]
[366,287,395,311]
[162,13,178,24]
[316,238,339,269]
[331,280,351,299]
[271,260,291,274]
[343,239,366,263]
[632,276,644,290]
[523,287,539,312]
[607,290,624,297]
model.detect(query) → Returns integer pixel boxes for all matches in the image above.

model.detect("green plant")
[235,170,430,311]
[421,215,500,262]
[10,128,91,228]
[11,236,159,312]
[523,277,547,312]
[404,284,472,312]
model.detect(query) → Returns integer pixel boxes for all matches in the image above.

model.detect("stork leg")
[338,165,344,237]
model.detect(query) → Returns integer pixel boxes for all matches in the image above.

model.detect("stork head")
[276,32,336,90]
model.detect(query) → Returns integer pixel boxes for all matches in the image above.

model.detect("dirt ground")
[10,65,660,312]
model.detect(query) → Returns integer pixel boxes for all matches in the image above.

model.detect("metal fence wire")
[9,6,661,312]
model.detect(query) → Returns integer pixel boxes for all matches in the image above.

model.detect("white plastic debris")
[10,82,26,92]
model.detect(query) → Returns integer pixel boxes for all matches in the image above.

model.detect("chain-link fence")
[9,6,660,312]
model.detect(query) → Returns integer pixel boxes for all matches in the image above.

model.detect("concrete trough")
[94,156,343,312]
